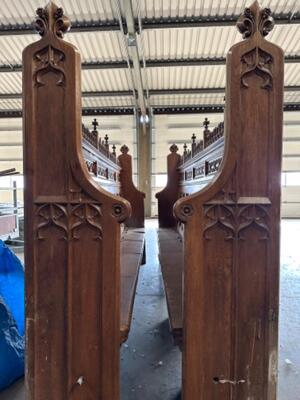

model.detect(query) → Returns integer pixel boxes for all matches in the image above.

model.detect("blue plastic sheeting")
[0,241,24,336]
[0,297,24,390]
[0,240,25,390]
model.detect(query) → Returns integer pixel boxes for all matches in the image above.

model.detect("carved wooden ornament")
[174,2,283,399]
[23,3,130,399]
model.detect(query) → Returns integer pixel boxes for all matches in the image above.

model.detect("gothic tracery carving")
[34,45,66,87]
[36,203,103,241]
[241,47,273,90]
[36,203,68,240]
[203,202,270,241]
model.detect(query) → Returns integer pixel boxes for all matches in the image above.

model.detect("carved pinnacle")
[237,1,274,39]
[35,2,71,38]
[203,117,210,130]
[169,144,178,153]
[92,118,99,132]
[120,145,129,154]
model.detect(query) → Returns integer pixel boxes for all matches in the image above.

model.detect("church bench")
[156,121,225,345]
[23,4,146,397]
[157,3,283,398]
[81,123,146,344]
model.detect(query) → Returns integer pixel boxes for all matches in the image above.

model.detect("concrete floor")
[0,219,299,399]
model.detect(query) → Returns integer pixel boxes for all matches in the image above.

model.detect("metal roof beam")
[0,12,298,36]
[146,54,300,67]
[122,0,147,117]
[0,54,300,73]
[153,103,300,114]
[1,85,300,100]
[0,90,136,99]
[0,19,122,35]
[1,54,300,74]
[0,108,135,118]
[141,12,300,30]
[1,103,300,118]
[149,86,300,95]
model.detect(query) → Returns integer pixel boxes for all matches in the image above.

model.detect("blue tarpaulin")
[0,240,25,390]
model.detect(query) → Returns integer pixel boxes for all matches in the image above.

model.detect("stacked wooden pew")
[156,120,225,345]
[81,121,146,343]
[23,3,144,399]
[157,2,283,399]
[23,1,284,399]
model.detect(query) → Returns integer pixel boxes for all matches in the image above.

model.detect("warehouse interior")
[0,0,299,399]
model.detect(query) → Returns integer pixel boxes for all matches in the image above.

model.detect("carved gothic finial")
[191,133,196,143]
[203,117,210,130]
[120,145,129,154]
[237,1,274,39]
[104,134,109,146]
[92,118,98,132]
[183,143,187,154]
[112,144,116,155]
[35,2,71,38]
[169,144,178,153]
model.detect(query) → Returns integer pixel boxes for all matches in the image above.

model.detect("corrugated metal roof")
[144,65,226,89]
[0,99,22,110]
[150,93,225,106]
[139,24,300,60]
[144,63,300,90]
[0,72,22,93]
[0,0,119,26]
[0,0,297,113]
[0,31,126,67]
[1,0,297,26]
[83,96,134,108]
[82,69,133,92]
[133,0,299,19]
[67,31,127,62]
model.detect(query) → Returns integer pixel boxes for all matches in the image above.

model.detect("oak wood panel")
[156,144,181,228]
[118,145,145,228]
[173,3,283,399]
[23,3,131,399]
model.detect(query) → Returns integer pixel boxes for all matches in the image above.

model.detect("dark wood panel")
[173,3,283,399]
[23,3,131,399]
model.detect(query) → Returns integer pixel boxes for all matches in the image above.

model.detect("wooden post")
[118,145,145,228]
[174,3,283,399]
[137,114,152,217]
[156,144,181,228]
[23,3,130,399]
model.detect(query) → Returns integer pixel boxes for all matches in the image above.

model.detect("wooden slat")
[120,231,145,343]
[158,229,183,345]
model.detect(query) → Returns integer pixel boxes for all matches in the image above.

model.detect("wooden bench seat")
[158,228,183,345]
[82,132,146,344]
[120,228,145,343]
[156,123,225,348]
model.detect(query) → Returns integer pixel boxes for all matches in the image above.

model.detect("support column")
[137,113,152,217]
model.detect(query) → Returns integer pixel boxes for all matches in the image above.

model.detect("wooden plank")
[120,245,145,343]
[158,229,183,345]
